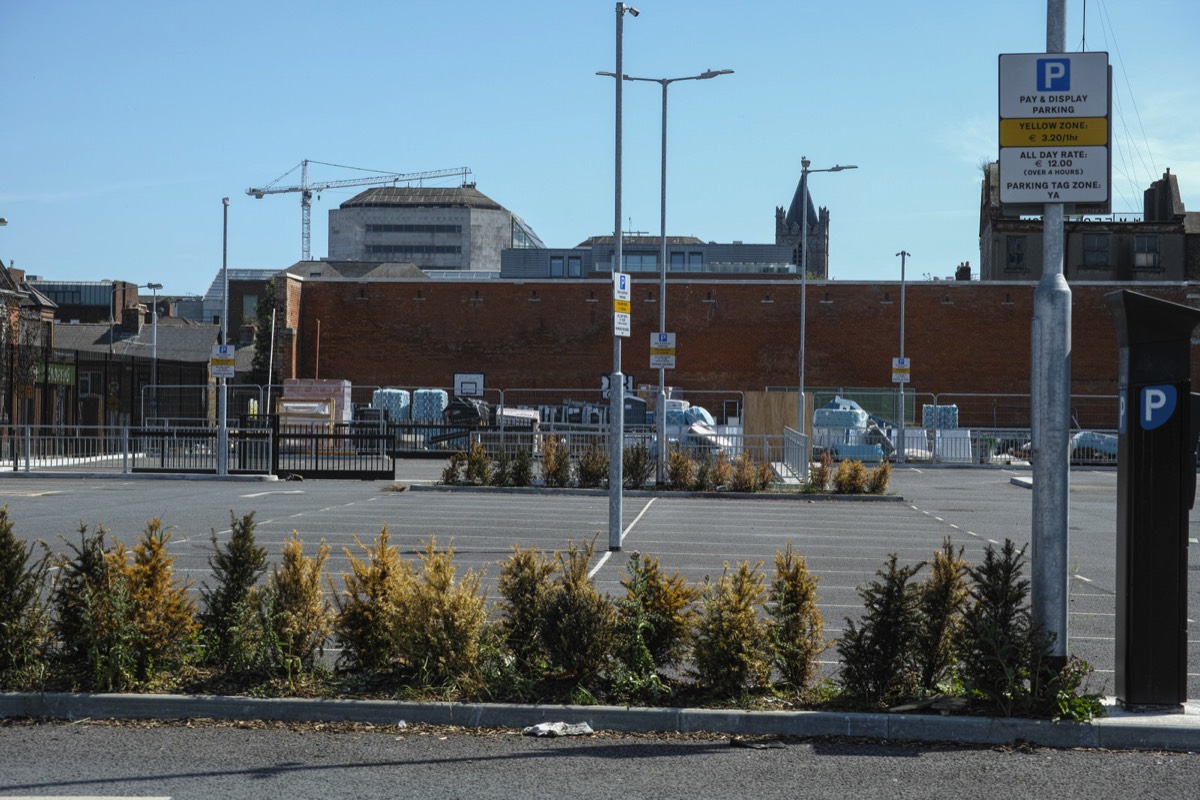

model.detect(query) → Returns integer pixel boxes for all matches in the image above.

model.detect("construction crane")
[247,160,473,261]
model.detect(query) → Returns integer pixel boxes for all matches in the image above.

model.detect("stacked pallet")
[922,404,960,429]
[371,388,411,422]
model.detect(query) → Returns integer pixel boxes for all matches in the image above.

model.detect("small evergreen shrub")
[694,453,717,491]
[122,519,197,684]
[496,546,557,672]
[666,448,697,490]
[441,451,467,485]
[833,459,870,494]
[492,451,514,487]
[767,543,824,693]
[806,451,833,492]
[396,538,488,690]
[510,448,534,487]
[0,506,51,689]
[867,460,892,494]
[577,444,609,488]
[200,512,269,674]
[539,537,615,684]
[710,451,733,488]
[331,526,414,677]
[463,441,493,486]
[691,561,771,697]
[836,554,923,706]
[266,532,333,673]
[617,551,699,672]
[541,435,573,488]
[623,443,654,489]
[730,453,773,493]
[52,524,139,692]
[915,538,968,692]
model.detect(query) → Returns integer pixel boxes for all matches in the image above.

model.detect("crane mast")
[247,160,473,261]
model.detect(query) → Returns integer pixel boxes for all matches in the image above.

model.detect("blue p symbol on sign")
[1037,58,1070,91]
[1140,385,1177,430]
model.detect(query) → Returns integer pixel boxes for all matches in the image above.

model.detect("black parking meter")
[1105,290,1200,708]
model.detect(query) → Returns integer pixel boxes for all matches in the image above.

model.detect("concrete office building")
[326,184,543,272]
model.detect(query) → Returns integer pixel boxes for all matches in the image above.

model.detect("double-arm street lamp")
[595,67,733,485]
[797,157,857,436]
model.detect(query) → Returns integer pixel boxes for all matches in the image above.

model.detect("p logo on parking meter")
[1141,385,1177,430]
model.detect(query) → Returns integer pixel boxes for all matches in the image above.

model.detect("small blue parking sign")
[1140,384,1177,430]
[1036,57,1070,91]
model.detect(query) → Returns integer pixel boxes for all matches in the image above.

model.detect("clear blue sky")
[2,0,1197,297]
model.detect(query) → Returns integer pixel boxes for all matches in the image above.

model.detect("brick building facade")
[269,275,1200,410]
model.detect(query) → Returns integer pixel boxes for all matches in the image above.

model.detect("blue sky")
[2,0,1197,297]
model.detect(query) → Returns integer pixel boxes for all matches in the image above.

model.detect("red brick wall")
[282,279,1200,398]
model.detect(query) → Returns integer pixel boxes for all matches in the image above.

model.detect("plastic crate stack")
[921,404,960,429]
[413,389,449,447]
[370,388,411,422]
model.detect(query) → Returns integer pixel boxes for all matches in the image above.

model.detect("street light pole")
[145,282,163,420]
[596,67,733,486]
[797,158,858,439]
[605,2,638,551]
[895,251,910,464]
[218,197,230,476]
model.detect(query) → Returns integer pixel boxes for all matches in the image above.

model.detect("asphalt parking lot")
[1,464,1196,697]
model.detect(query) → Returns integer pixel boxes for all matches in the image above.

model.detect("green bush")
[867,460,891,494]
[617,552,699,674]
[767,543,824,693]
[396,538,488,690]
[464,441,493,486]
[806,451,833,492]
[496,546,557,673]
[691,561,771,697]
[265,533,333,674]
[623,443,655,489]
[666,448,697,490]
[200,512,269,674]
[577,444,609,488]
[52,524,139,692]
[539,537,615,684]
[833,459,870,494]
[510,448,534,487]
[121,519,198,684]
[331,526,414,678]
[491,451,514,487]
[441,451,467,485]
[915,538,968,692]
[0,506,51,688]
[836,554,923,706]
[541,435,573,488]
[958,539,1064,717]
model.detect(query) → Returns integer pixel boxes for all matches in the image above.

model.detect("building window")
[1082,233,1108,267]
[242,294,257,319]
[550,256,564,277]
[1006,236,1026,271]
[364,244,462,256]
[688,252,704,272]
[1134,235,1161,268]
[568,256,582,277]
[365,224,461,234]
[670,252,685,272]
[623,253,658,273]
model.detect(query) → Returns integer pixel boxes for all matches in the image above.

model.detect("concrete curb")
[405,484,906,502]
[0,471,277,481]
[4,692,1199,752]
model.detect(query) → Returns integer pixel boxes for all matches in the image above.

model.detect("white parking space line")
[589,498,657,580]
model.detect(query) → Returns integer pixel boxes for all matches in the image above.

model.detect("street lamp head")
[699,69,734,79]
[829,164,859,172]
[0,218,7,227]
[146,282,164,290]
